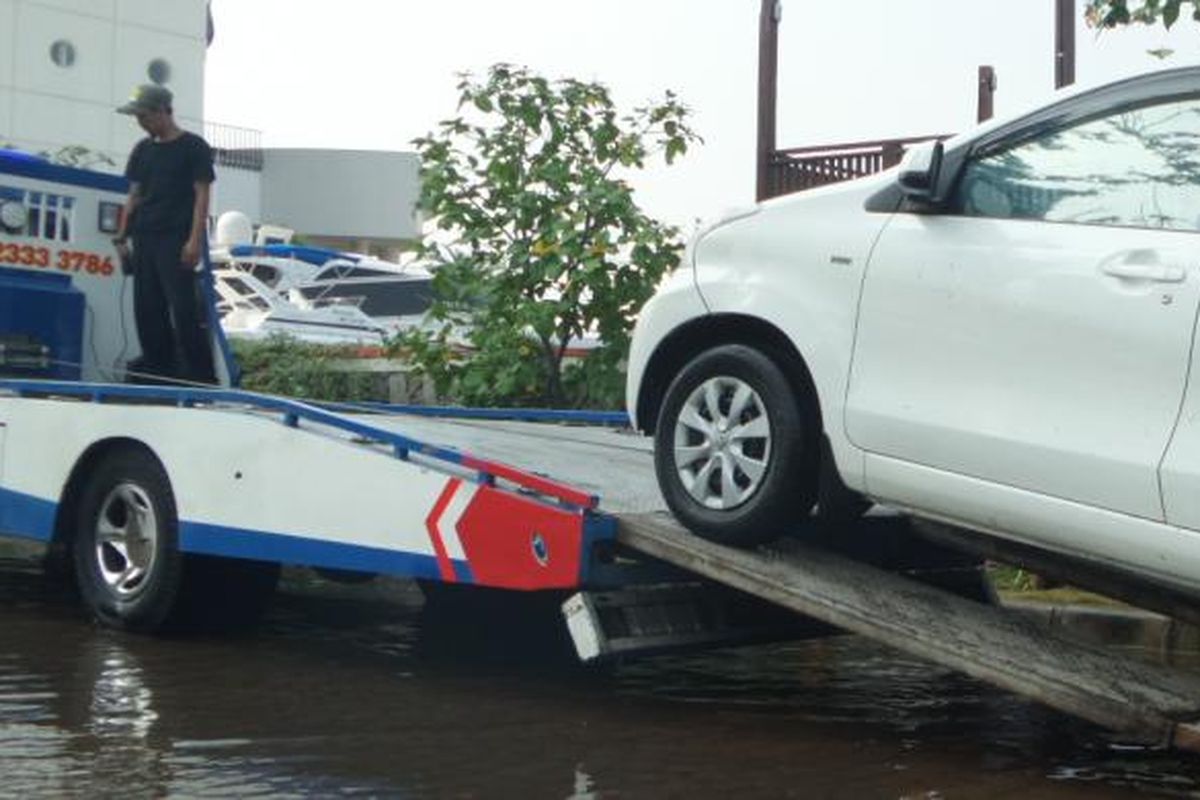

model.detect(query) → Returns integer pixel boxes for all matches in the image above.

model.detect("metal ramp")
[617,511,1200,753]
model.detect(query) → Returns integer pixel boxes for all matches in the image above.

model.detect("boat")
[207,213,601,355]
[214,243,435,327]
[212,266,388,346]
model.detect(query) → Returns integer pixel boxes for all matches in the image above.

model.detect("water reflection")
[84,641,167,797]
[0,554,1196,798]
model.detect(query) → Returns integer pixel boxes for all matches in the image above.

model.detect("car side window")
[953,97,1200,231]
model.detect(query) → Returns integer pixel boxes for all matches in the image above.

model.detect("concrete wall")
[212,162,261,223]
[261,148,420,243]
[0,0,208,166]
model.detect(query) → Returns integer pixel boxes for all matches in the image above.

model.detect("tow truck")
[1,149,1198,753]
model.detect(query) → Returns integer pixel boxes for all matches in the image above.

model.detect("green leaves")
[1164,0,1182,27]
[407,63,699,408]
[1085,0,1200,30]
[665,137,688,165]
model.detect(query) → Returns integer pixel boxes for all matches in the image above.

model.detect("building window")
[49,40,76,68]
[148,58,171,85]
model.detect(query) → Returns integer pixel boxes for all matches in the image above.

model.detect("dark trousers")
[131,232,215,384]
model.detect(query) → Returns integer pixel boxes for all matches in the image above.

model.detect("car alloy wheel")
[673,376,772,510]
[654,344,818,547]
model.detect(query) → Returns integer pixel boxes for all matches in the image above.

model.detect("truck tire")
[654,344,817,547]
[72,447,186,633]
[72,447,279,633]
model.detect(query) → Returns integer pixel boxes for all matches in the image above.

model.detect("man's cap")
[116,84,173,115]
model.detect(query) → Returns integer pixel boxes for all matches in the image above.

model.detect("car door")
[846,93,1200,522]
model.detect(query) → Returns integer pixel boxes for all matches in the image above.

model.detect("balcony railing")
[764,134,951,199]
[201,120,264,172]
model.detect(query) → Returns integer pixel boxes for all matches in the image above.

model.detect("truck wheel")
[73,447,185,633]
[72,447,279,633]
[654,344,817,547]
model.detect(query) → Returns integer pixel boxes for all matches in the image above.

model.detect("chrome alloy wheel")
[95,483,159,597]
[673,376,772,510]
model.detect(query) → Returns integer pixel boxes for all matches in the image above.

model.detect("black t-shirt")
[124,131,216,237]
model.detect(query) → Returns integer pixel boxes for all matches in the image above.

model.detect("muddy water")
[1,555,1197,799]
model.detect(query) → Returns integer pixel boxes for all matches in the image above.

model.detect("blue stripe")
[228,244,360,266]
[0,152,128,195]
[179,521,456,580]
[0,486,58,542]
[452,560,475,583]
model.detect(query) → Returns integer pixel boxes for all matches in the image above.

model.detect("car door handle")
[1100,262,1187,283]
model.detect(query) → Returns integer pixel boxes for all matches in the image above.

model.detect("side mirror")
[896,140,944,204]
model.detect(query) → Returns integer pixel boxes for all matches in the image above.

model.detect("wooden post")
[881,141,904,169]
[1055,0,1076,89]
[977,65,996,123]
[756,0,780,202]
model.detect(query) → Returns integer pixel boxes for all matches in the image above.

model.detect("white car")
[627,66,1200,599]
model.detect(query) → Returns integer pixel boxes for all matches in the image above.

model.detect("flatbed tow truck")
[1,150,1198,753]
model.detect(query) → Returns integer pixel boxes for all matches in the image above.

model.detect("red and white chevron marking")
[424,476,590,590]
[425,478,478,582]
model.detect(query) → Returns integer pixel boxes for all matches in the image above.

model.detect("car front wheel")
[654,344,817,546]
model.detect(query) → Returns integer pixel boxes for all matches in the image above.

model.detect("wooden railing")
[763,134,951,199]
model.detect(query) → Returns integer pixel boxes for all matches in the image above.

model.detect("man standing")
[112,84,216,384]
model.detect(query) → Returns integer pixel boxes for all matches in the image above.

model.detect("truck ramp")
[359,409,1200,751]
[618,511,1200,752]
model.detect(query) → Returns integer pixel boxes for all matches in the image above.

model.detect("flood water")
[1,553,1198,799]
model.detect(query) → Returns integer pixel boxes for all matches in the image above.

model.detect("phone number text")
[0,243,115,277]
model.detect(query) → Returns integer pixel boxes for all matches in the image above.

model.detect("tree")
[1085,0,1200,30]
[401,64,700,409]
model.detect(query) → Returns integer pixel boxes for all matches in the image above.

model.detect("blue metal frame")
[199,233,241,387]
[324,401,630,427]
[0,378,600,509]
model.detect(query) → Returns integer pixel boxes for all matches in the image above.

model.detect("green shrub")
[231,335,381,403]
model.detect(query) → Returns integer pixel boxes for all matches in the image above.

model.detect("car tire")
[73,447,186,633]
[654,344,818,547]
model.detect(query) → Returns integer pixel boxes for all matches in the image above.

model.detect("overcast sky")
[204,0,1200,227]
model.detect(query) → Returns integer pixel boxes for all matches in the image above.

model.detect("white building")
[0,0,419,253]
[0,0,207,160]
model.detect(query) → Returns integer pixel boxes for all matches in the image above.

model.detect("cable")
[111,273,132,378]
[83,302,102,381]
[32,355,218,390]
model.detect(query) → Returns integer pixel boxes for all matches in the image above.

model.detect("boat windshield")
[221,276,271,310]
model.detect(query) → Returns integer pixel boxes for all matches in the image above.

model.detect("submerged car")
[627,66,1200,599]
